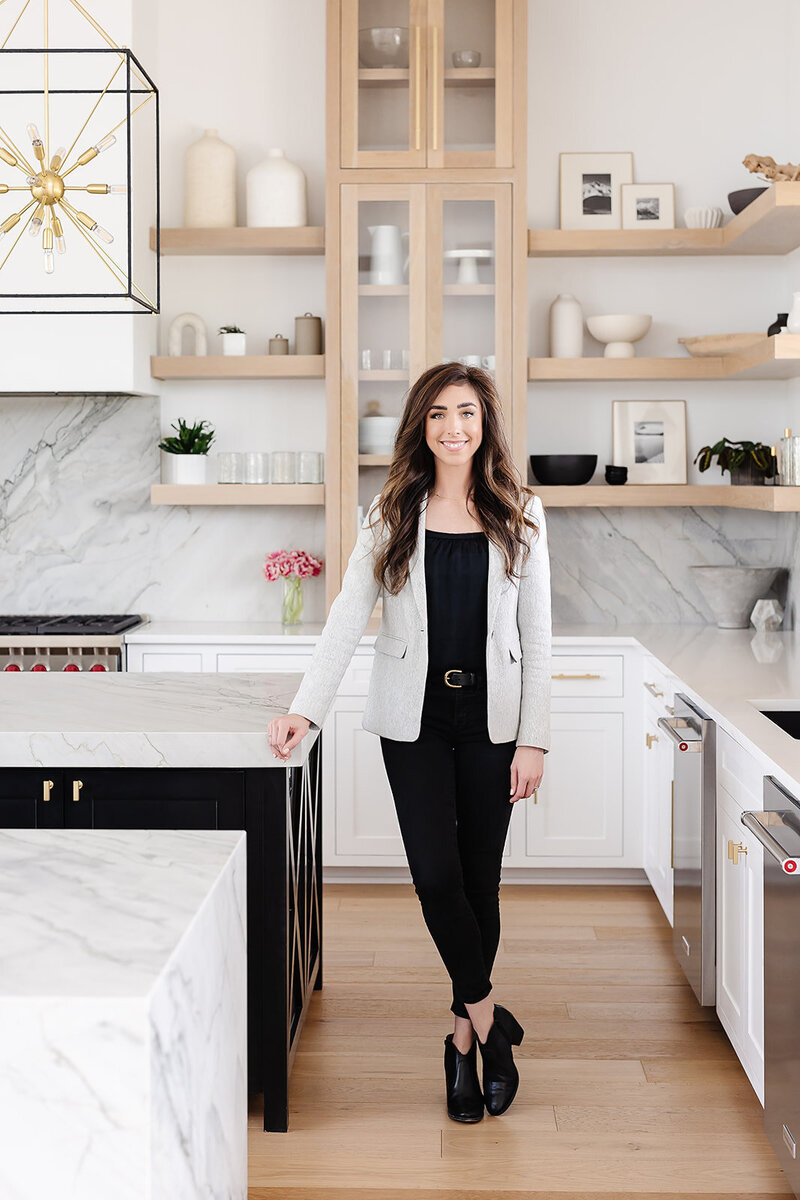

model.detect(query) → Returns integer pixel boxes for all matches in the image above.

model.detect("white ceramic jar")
[183,129,237,228]
[246,149,307,227]
[549,293,584,358]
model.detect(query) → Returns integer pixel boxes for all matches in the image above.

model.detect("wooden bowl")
[678,333,764,358]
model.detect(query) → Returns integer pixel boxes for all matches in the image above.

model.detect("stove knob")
[31,663,49,672]
[3,663,22,671]
[89,663,108,672]
[63,663,81,672]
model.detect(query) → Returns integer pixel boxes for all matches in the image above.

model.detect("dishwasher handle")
[657,715,703,753]
[741,810,800,874]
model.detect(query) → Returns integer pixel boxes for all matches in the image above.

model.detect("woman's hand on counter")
[509,747,544,803]
[267,713,311,762]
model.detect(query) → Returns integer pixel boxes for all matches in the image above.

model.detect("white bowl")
[359,415,400,452]
[358,27,409,68]
[585,314,652,358]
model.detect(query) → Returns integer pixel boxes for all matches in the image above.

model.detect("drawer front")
[551,655,624,697]
[140,651,204,672]
[718,727,763,812]
[216,653,312,673]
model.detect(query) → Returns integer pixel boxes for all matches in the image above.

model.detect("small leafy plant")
[694,437,775,478]
[218,324,244,334]
[158,418,216,455]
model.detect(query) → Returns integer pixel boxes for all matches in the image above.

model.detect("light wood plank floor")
[248,883,792,1199]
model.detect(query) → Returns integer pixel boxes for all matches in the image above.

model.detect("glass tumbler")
[271,451,297,483]
[218,451,244,483]
[297,451,324,483]
[244,452,270,483]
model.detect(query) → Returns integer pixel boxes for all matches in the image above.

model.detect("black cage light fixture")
[0,0,159,313]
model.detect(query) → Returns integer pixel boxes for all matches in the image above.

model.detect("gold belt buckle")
[444,668,463,688]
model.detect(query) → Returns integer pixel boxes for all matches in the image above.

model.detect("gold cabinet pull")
[730,840,748,866]
[644,681,664,698]
[42,778,54,803]
[431,24,439,150]
[646,732,659,750]
[665,704,674,716]
[414,25,421,149]
[73,779,83,803]
[551,672,601,680]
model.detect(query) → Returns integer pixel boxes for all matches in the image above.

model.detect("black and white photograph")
[559,151,633,229]
[621,182,676,230]
[613,400,687,482]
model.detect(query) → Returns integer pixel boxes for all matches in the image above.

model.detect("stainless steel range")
[0,614,146,672]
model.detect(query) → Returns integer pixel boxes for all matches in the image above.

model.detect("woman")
[267,361,552,1123]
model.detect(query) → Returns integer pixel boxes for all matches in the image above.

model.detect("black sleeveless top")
[424,528,489,675]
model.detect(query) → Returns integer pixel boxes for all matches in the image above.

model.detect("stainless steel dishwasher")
[658,694,717,1006]
[742,776,800,1199]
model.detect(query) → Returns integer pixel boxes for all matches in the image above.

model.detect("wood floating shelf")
[358,369,408,381]
[151,226,325,256]
[528,336,800,381]
[533,485,800,511]
[443,283,495,295]
[150,484,325,506]
[150,355,325,380]
[528,182,800,257]
[358,67,495,88]
[358,284,409,295]
[359,454,392,466]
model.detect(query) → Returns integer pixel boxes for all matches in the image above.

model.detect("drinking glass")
[271,451,297,483]
[244,452,270,483]
[297,451,324,483]
[218,452,244,483]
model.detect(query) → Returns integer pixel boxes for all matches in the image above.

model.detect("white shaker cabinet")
[641,656,678,925]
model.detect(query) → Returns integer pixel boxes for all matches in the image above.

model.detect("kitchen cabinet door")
[0,770,64,828]
[64,769,245,830]
[523,711,624,861]
[328,698,407,862]
[643,700,674,925]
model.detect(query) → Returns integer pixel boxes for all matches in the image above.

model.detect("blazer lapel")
[408,494,507,634]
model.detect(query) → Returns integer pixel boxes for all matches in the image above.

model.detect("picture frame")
[559,151,634,230]
[612,399,687,484]
[621,182,675,230]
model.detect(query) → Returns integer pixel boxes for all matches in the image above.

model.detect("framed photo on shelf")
[621,183,675,229]
[559,151,634,230]
[612,399,687,484]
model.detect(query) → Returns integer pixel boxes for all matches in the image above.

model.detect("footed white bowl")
[585,313,652,358]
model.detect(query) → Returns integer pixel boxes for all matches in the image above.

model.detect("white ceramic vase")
[183,129,237,228]
[161,452,208,485]
[786,291,800,335]
[246,149,307,227]
[549,293,583,357]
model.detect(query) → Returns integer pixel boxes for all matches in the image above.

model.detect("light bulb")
[52,215,66,254]
[107,183,127,194]
[94,134,116,154]
[91,222,114,244]
[50,145,66,171]
[43,249,54,273]
[55,234,66,254]
[26,174,40,186]
[28,206,44,235]
[26,123,42,145]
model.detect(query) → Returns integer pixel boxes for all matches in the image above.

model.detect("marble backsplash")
[1,394,797,628]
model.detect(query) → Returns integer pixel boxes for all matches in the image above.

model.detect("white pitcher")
[368,225,410,285]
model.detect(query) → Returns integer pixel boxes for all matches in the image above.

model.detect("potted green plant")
[219,324,246,356]
[158,418,216,484]
[693,437,775,486]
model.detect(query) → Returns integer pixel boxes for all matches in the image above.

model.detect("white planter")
[183,129,237,228]
[246,148,307,227]
[786,291,800,335]
[549,293,584,357]
[161,452,208,485]
[220,332,246,356]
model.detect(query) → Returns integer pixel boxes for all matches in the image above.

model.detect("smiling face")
[424,381,483,470]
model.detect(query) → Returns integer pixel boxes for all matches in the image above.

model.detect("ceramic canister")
[269,334,290,354]
[183,129,237,228]
[246,148,308,227]
[295,312,323,355]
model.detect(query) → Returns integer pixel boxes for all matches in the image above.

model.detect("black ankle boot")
[476,1003,524,1116]
[443,1033,484,1123]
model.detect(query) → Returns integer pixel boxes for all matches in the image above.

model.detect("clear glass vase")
[281,574,304,625]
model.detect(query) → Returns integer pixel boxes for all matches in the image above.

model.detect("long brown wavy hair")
[365,362,541,596]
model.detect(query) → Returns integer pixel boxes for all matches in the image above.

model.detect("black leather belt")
[443,667,479,688]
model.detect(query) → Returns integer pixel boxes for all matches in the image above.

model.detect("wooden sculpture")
[742,154,800,182]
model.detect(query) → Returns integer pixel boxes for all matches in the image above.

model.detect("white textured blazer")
[287,490,552,749]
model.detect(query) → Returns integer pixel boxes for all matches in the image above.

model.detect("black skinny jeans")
[379,670,517,1018]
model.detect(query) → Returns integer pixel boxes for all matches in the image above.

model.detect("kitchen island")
[0,671,321,1133]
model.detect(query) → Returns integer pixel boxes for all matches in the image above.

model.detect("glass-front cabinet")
[340,0,515,168]
[340,182,512,562]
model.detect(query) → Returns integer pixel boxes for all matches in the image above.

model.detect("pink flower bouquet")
[264,548,323,624]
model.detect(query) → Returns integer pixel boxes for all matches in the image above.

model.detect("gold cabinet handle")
[73,779,83,803]
[644,681,664,698]
[646,732,659,750]
[415,25,423,150]
[665,704,674,716]
[729,840,748,866]
[42,778,54,803]
[551,672,602,680]
[431,24,439,150]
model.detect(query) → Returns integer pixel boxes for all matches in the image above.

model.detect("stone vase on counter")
[549,293,584,357]
[246,149,307,227]
[183,129,237,228]
[691,565,781,629]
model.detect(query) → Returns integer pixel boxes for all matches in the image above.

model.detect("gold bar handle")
[432,24,439,151]
[42,779,54,803]
[414,25,421,150]
[730,841,748,866]
[551,672,601,680]
[646,732,659,750]
[644,681,664,698]
[73,779,83,803]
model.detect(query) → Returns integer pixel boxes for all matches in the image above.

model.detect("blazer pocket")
[374,632,408,659]
[507,640,522,663]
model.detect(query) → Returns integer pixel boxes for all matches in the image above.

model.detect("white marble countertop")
[0,828,245,996]
[0,671,315,767]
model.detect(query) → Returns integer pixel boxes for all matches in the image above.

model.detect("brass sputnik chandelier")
[0,0,159,313]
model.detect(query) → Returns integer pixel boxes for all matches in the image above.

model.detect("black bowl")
[529,454,597,485]
[728,187,768,215]
[605,463,628,485]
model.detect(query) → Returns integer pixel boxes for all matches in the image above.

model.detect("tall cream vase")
[184,129,237,228]
[246,148,307,227]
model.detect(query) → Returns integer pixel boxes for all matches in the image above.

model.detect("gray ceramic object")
[728,187,768,215]
[691,565,780,628]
